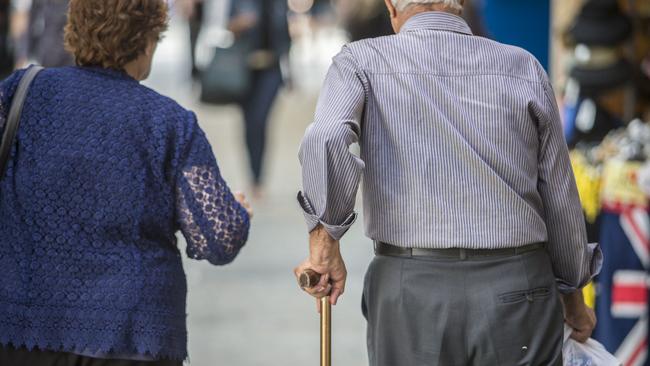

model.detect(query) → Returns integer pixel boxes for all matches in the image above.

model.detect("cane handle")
[299,269,321,289]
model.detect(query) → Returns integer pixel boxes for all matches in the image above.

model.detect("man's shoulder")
[341,34,402,69]
[345,34,399,55]
[476,38,548,82]
[488,39,543,64]
[341,34,547,83]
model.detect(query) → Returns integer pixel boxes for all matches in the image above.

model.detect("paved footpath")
[145,16,372,366]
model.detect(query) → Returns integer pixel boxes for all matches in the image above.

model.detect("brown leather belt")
[374,241,546,260]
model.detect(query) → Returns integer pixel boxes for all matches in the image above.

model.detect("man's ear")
[384,0,398,18]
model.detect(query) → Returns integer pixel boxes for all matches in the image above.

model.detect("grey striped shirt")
[298,11,601,291]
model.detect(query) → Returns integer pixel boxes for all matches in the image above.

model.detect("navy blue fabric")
[0,66,250,361]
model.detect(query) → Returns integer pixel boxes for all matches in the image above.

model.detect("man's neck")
[396,4,462,32]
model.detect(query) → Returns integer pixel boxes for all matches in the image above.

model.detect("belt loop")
[460,249,467,260]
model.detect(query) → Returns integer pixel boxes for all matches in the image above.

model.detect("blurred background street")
[3,0,650,364]
[145,11,371,366]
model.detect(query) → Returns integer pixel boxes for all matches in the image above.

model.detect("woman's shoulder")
[0,67,29,102]
[136,84,198,133]
[2,65,200,141]
[50,66,195,121]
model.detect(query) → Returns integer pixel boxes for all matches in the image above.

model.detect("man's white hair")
[391,0,463,12]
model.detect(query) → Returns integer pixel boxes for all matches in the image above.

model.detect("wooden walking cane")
[299,270,331,366]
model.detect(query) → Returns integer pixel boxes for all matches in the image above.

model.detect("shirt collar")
[400,11,473,36]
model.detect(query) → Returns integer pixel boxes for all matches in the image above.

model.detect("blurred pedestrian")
[295,0,600,365]
[11,0,73,67]
[311,0,333,18]
[228,0,291,197]
[177,0,204,78]
[0,1,251,365]
[0,0,13,78]
[336,0,394,41]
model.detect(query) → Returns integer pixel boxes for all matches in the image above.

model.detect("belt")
[374,241,546,260]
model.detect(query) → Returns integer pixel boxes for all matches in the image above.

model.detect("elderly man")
[294,0,602,365]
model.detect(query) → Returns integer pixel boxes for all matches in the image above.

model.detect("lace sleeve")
[174,116,250,265]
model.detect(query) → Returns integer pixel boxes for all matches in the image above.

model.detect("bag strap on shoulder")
[0,66,44,179]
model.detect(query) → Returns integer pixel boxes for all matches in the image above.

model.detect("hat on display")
[568,0,633,47]
[569,44,633,95]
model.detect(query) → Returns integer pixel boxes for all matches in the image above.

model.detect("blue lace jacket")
[0,66,250,360]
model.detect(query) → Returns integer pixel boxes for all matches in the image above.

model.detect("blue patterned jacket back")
[0,66,250,360]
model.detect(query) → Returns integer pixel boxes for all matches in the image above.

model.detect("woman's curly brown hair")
[64,0,169,70]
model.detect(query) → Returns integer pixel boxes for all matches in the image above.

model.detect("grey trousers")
[362,248,564,366]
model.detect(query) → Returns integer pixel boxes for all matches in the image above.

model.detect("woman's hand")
[234,191,254,218]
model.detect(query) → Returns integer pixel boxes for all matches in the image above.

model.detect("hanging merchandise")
[571,150,602,224]
[574,120,650,366]
[563,0,633,148]
[566,0,633,95]
[567,0,632,48]
[567,97,625,150]
[560,0,650,363]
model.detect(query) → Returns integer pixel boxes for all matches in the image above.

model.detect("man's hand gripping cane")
[294,225,348,312]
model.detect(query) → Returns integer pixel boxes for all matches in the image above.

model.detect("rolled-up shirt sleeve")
[298,46,366,240]
[174,112,250,265]
[536,80,603,293]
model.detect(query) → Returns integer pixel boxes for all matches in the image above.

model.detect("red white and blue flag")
[595,207,649,366]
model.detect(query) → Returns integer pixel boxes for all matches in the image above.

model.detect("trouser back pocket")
[498,287,551,304]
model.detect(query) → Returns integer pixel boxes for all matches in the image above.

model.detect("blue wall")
[479,0,551,70]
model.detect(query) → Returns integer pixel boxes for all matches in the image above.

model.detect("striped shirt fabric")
[298,11,601,291]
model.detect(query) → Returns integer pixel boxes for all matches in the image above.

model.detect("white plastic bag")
[563,325,621,366]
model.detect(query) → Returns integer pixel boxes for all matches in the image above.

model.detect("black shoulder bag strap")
[0,66,44,179]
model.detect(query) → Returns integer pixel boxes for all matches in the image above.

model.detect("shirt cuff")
[557,242,603,293]
[297,191,357,241]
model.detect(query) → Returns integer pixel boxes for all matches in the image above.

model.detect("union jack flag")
[595,207,649,366]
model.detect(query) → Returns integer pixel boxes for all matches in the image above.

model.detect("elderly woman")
[0,1,251,365]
